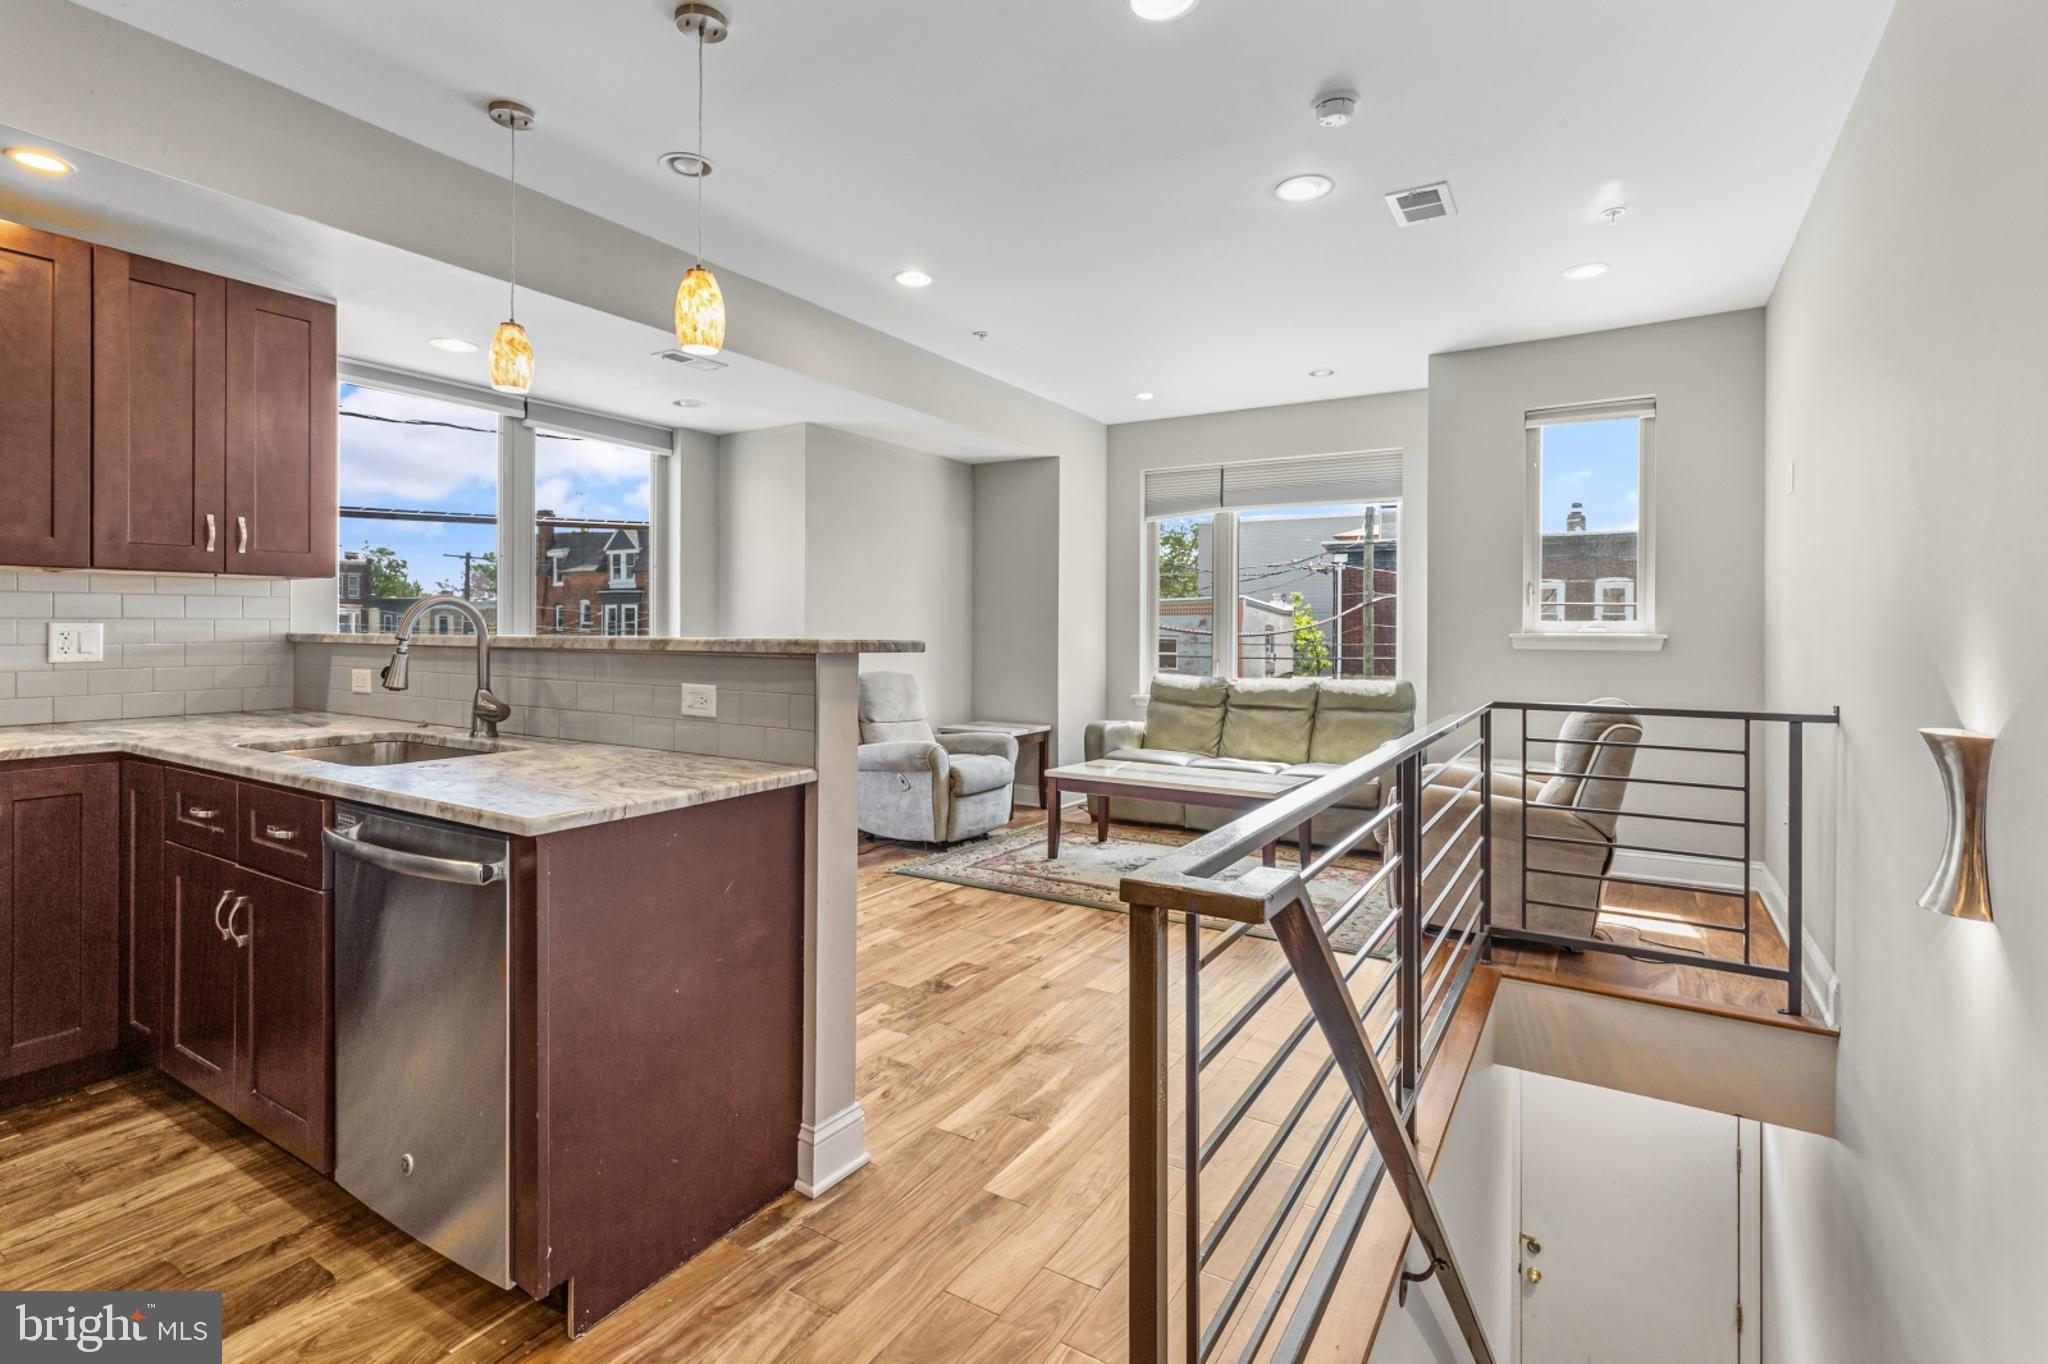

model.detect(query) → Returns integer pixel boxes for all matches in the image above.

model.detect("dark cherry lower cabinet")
[161,842,333,1172]
[0,763,118,1082]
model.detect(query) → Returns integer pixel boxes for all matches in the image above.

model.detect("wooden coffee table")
[1042,758,1314,867]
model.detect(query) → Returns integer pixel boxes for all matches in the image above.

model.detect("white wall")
[667,427,720,636]
[716,425,808,637]
[804,426,974,724]
[1758,0,2048,1359]
[972,457,1061,740]
[1425,312,1767,719]
[1105,391,1430,720]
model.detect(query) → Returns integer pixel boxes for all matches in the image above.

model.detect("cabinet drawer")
[165,769,236,858]
[237,783,329,890]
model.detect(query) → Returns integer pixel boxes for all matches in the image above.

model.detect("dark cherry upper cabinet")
[225,281,337,577]
[237,866,333,1171]
[0,221,92,568]
[119,762,167,1065]
[92,248,229,573]
[0,764,119,1081]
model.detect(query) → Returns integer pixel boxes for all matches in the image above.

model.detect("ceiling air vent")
[652,348,729,372]
[1385,181,1456,227]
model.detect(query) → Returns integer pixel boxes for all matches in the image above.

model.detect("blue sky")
[1539,417,1640,533]
[338,384,652,598]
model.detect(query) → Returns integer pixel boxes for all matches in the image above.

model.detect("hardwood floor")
[0,811,1809,1361]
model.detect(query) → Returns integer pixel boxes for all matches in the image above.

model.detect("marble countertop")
[0,711,815,837]
[288,634,924,655]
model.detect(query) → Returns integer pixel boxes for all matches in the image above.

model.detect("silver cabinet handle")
[186,806,221,821]
[237,515,248,553]
[264,824,297,842]
[225,895,251,948]
[205,513,216,552]
[211,888,234,938]
[323,824,505,885]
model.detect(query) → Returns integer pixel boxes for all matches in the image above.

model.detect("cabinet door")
[119,762,166,1064]
[91,248,228,572]
[0,221,92,568]
[224,280,336,577]
[159,844,243,1110]
[0,764,119,1080]
[236,867,332,1172]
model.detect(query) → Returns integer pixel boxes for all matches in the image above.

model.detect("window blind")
[1142,448,1401,519]
[1525,397,1657,428]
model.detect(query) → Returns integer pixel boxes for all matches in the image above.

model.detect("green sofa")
[1082,674,1417,842]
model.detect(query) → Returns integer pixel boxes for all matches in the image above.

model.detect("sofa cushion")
[1308,678,1416,764]
[1279,762,1382,808]
[1190,756,1290,776]
[948,753,1013,797]
[1219,679,1318,763]
[1104,747,1201,767]
[1143,673,1228,756]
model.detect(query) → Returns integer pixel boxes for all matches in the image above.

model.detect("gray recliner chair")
[856,672,1019,843]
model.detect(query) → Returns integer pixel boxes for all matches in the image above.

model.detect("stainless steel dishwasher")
[326,803,514,1288]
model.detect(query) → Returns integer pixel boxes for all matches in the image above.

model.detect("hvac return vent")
[1385,181,1456,226]
[652,348,729,372]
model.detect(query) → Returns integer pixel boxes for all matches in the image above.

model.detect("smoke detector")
[1313,90,1359,128]
[1385,181,1457,226]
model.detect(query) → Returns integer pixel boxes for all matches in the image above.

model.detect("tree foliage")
[357,545,422,599]
[1288,591,1332,678]
[1157,519,1203,599]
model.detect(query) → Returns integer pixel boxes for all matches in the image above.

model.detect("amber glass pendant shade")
[675,265,726,357]
[488,320,534,394]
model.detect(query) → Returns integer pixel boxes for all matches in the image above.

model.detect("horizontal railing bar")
[1434,734,1487,777]
[1417,801,1485,883]
[1198,876,1388,1071]
[1421,933,1486,1073]
[1198,919,1255,968]
[1419,906,1485,1035]
[1528,736,1750,757]
[1235,1123,1376,1364]
[1597,808,1748,828]
[1419,839,1484,924]
[1420,874,1485,978]
[1492,925,1792,981]
[1537,865,1749,899]
[1520,769,1750,793]
[1497,700,1840,724]
[1522,832,1747,862]
[1416,766,1486,837]
[1300,802,1401,881]
[1270,1145,1388,1364]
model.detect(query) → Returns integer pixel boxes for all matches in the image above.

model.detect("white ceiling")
[61,0,1890,425]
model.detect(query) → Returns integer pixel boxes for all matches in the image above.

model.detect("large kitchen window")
[1142,451,1403,684]
[1519,399,1659,645]
[333,366,678,638]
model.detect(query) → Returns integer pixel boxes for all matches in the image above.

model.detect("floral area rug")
[891,816,1392,955]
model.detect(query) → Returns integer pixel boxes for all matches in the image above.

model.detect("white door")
[1517,1072,1756,1364]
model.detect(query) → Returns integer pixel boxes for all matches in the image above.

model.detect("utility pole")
[443,550,475,600]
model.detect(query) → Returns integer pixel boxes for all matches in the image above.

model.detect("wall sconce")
[1918,728,1993,922]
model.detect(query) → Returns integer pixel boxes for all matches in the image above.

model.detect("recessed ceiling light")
[1562,262,1609,280]
[1309,369,1335,378]
[1274,174,1334,203]
[4,147,73,176]
[672,398,706,409]
[893,269,934,288]
[1134,392,1155,401]
[658,150,714,179]
[1130,0,1199,19]
[427,337,479,353]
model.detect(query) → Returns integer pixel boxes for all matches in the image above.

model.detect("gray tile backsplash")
[292,641,818,765]
[0,569,295,725]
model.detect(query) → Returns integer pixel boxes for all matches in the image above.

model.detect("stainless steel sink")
[242,734,511,767]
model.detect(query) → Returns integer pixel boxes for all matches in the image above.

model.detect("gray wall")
[972,458,1061,792]
[1758,0,2047,1359]
[1425,312,1766,718]
[0,570,294,724]
[716,425,809,638]
[1105,390,1430,719]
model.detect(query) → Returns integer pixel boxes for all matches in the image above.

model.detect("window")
[380,610,397,632]
[1152,514,1217,676]
[548,551,565,587]
[552,604,564,632]
[578,600,591,632]
[609,549,633,586]
[1157,636,1180,671]
[1521,401,1657,642]
[535,430,655,636]
[337,383,499,633]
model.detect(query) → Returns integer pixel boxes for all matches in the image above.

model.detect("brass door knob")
[1523,1266,1542,1285]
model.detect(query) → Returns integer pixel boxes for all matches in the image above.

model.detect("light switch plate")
[680,683,717,718]
[350,668,375,694]
[47,622,105,664]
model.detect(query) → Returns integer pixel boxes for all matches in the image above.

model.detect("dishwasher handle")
[324,824,507,886]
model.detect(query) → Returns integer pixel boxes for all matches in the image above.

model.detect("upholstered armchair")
[1380,700,1643,938]
[856,672,1019,844]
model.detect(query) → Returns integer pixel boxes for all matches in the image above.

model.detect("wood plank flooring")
[0,811,1800,1361]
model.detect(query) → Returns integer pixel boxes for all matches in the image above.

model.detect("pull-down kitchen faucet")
[380,595,512,738]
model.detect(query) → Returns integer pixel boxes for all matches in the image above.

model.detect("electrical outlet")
[46,622,104,664]
[351,668,375,694]
[680,683,717,718]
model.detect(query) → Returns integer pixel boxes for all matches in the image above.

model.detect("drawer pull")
[263,824,298,842]
[187,806,221,821]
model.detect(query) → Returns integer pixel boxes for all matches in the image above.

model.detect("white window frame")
[608,549,633,587]
[1515,401,1664,651]
[622,603,640,636]
[343,571,362,598]
[552,604,564,632]
[578,600,591,633]
[1538,579,1566,623]
[1594,576,1637,623]
[548,550,565,587]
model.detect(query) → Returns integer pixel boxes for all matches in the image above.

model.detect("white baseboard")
[795,1101,870,1198]
[1605,850,1839,1027]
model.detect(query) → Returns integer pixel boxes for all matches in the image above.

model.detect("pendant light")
[673,4,729,357]
[486,99,536,395]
